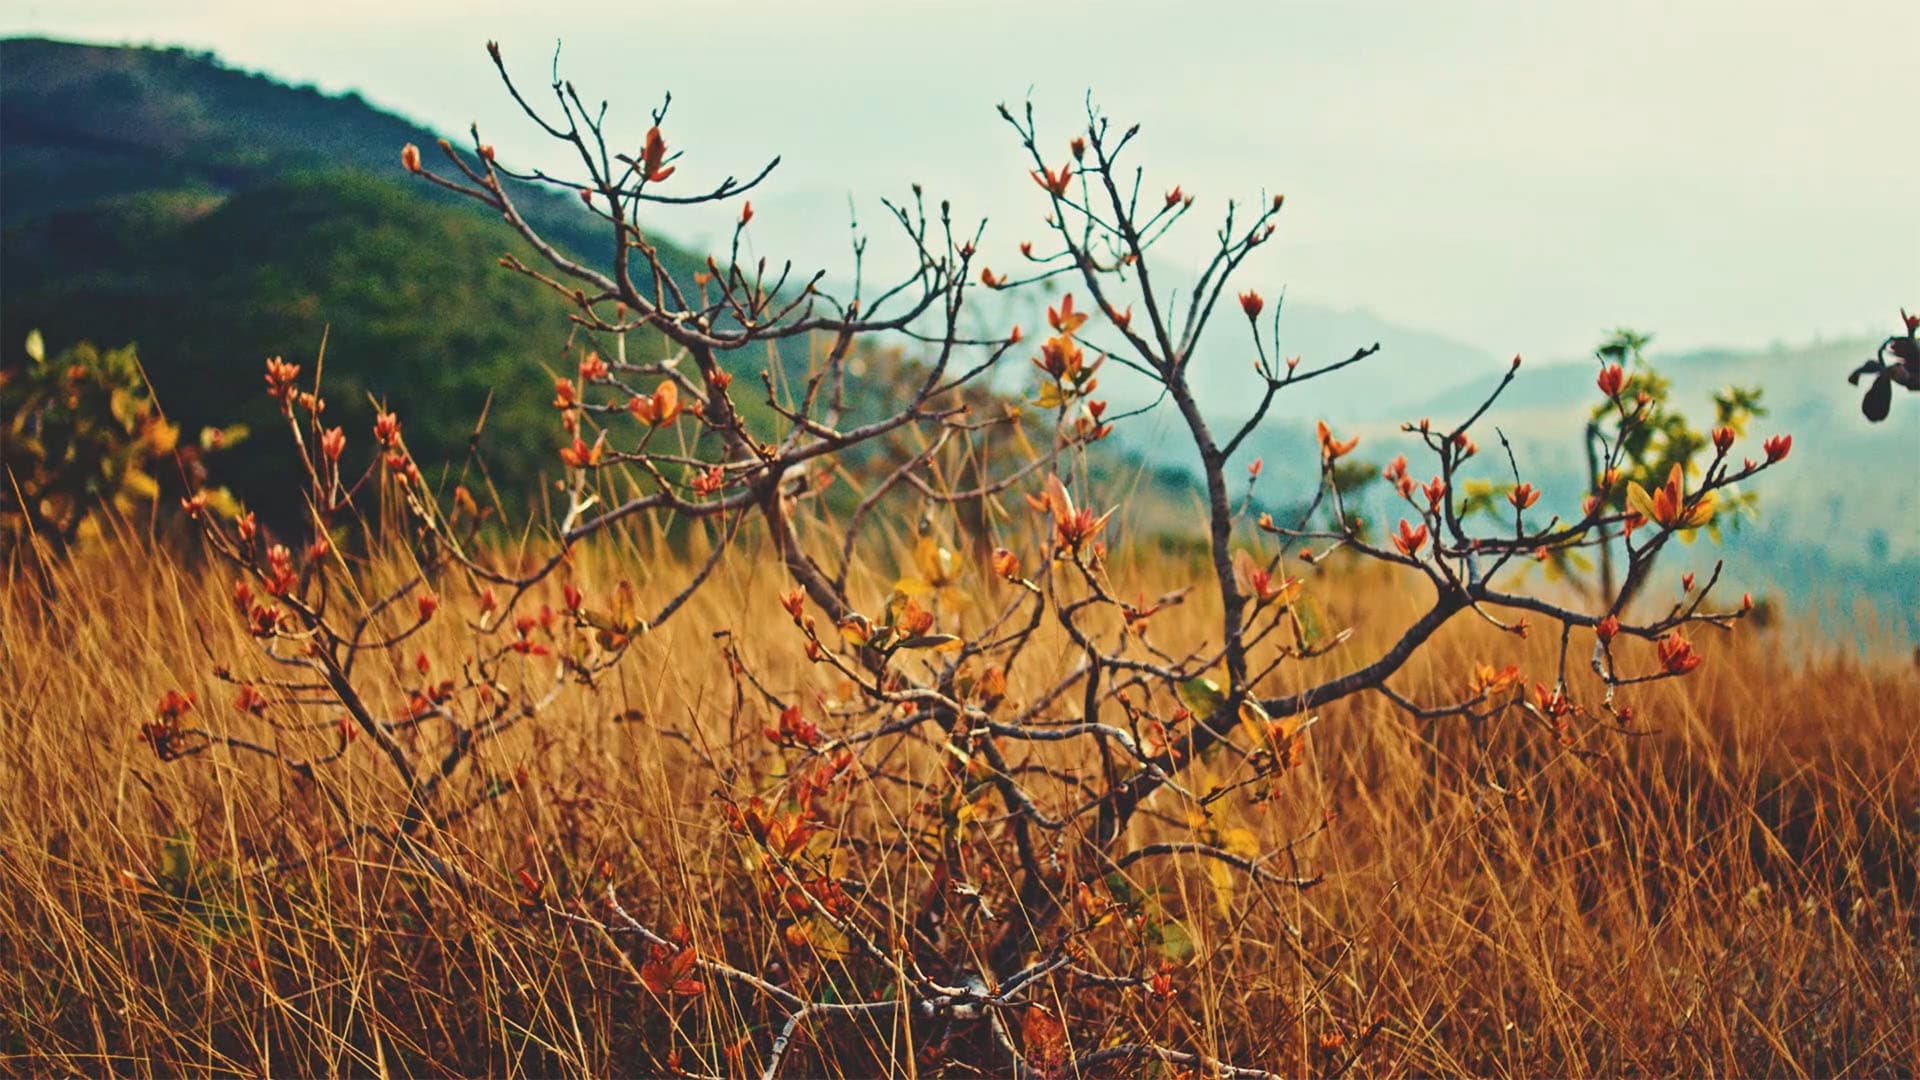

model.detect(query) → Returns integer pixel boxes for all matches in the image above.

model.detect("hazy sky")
[6,0,1915,360]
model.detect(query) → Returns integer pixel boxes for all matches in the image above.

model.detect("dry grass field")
[3,529,1914,1078]
[7,20,1917,1080]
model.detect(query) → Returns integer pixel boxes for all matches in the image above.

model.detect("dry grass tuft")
[2,537,1915,1078]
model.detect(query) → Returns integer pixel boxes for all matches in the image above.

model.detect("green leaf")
[1145,917,1196,962]
[1104,872,1146,910]
[158,832,194,895]
[1176,677,1226,724]
[1296,597,1327,648]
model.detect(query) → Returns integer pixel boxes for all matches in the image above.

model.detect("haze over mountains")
[4,37,1912,636]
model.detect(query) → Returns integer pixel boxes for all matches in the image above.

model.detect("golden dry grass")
[2,532,1916,1078]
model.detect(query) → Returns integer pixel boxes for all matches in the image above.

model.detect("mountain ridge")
[0,36,685,276]
[5,36,1912,636]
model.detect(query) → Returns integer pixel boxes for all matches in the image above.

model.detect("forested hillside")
[1,38,694,517]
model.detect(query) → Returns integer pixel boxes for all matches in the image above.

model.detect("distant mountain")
[1080,293,1503,498]
[1077,292,1501,417]
[0,37,687,278]
[1405,337,1920,558]
[1371,336,1920,636]
[1204,302,1505,420]
[1091,299,1505,500]
[5,37,1909,638]
[1102,313,1919,636]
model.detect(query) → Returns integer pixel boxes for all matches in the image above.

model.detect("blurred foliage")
[2,331,242,565]
[127,830,251,942]
[1585,328,1765,533]
[1452,329,1769,599]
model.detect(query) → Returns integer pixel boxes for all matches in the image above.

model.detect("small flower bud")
[1597,363,1626,398]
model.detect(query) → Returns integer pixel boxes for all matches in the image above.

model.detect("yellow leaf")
[1206,857,1235,916]
[892,575,934,597]
[584,581,645,648]
[200,423,250,451]
[914,535,958,587]
[1236,698,1272,750]
[1679,492,1716,530]
[954,791,994,826]
[121,469,160,500]
[797,916,853,961]
[884,591,914,626]
[803,826,838,860]
[1268,576,1303,606]
[838,615,873,647]
[109,387,140,430]
[143,420,180,456]
[205,488,244,520]
[1625,481,1657,524]
[1216,825,1261,859]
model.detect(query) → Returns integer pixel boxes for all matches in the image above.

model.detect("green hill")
[0,36,658,273]
[0,37,707,523]
[5,173,588,516]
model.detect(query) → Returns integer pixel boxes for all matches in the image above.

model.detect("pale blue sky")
[6,0,1915,359]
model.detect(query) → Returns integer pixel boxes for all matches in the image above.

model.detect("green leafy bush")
[2,331,242,574]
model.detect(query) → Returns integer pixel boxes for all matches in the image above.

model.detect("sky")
[5,0,1915,361]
